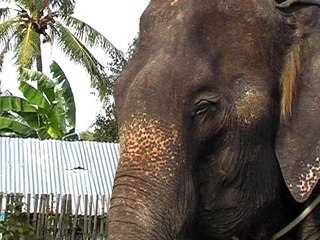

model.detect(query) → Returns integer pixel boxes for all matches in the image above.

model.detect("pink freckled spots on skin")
[118,113,182,180]
[297,157,320,199]
[171,0,179,6]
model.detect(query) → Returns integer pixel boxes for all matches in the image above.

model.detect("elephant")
[108,0,320,239]
[277,0,320,8]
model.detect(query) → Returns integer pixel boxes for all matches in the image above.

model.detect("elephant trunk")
[108,115,195,239]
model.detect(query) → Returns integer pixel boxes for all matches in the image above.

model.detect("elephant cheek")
[108,114,194,239]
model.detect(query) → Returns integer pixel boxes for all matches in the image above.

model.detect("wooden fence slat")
[71,195,81,240]
[5,194,10,218]
[72,195,81,239]
[47,193,54,239]
[36,194,44,236]
[40,194,48,237]
[9,193,14,214]
[44,194,50,239]
[106,195,110,237]
[84,194,89,239]
[93,195,99,238]
[32,194,39,229]
[0,192,3,221]
[26,193,31,225]
[88,194,93,237]
[52,193,61,238]
[66,194,72,240]
[56,194,67,240]
[100,194,105,237]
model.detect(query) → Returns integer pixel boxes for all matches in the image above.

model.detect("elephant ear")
[276,36,320,203]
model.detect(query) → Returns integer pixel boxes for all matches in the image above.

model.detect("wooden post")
[105,196,110,237]
[32,194,39,229]
[92,195,99,238]
[100,195,105,237]
[8,193,14,215]
[83,194,89,239]
[88,195,93,237]
[56,194,67,240]
[26,193,31,225]
[0,193,3,210]
[71,195,81,240]
[36,194,44,236]
[52,194,61,239]
[66,194,72,239]
[43,194,49,238]
[44,194,52,239]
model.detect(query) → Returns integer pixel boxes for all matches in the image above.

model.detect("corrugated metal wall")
[0,137,120,214]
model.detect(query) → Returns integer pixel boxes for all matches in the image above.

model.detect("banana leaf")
[0,96,37,112]
[0,116,37,137]
[19,67,56,103]
[50,60,76,128]
[19,81,49,109]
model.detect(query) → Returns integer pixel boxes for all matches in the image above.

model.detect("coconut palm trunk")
[36,41,42,72]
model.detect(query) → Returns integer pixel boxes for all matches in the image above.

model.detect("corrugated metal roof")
[0,137,120,214]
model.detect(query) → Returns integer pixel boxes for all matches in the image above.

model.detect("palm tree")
[0,0,124,94]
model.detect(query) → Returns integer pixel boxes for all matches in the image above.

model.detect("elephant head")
[108,0,320,239]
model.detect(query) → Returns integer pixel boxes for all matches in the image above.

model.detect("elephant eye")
[195,100,216,116]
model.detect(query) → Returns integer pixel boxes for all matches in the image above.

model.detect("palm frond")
[61,15,114,49]
[62,15,125,60]
[49,0,76,14]
[15,22,40,68]
[0,16,19,46]
[0,0,15,4]
[0,20,20,72]
[13,0,39,12]
[0,7,11,21]
[54,22,107,88]
[0,43,10,72]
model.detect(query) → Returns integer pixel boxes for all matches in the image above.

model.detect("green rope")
[272,194,320,240]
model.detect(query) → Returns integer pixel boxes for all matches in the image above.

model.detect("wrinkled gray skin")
[108,0,320,239]
[277,0,320,7]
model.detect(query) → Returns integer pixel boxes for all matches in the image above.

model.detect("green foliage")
[79,130,95,141]
[92,104,118,142]
[0,61,76,139]
[0,193,40,240]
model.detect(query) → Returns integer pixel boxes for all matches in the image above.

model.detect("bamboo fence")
[0,193,109,240]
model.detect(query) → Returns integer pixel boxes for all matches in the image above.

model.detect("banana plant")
[0,61,76,139]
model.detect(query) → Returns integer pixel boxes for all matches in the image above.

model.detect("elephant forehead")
[235,85,270,125]
[119,114,183,172]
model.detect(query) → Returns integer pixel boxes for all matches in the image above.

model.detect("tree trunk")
[36,41,43,72]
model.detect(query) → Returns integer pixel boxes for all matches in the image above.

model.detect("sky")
[0,0,151,132]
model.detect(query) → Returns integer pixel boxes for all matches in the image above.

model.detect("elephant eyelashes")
[194,100,217,116]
